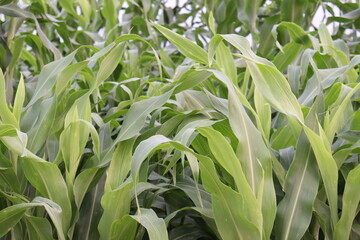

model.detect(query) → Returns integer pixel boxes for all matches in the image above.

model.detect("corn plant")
[0,0,359,239]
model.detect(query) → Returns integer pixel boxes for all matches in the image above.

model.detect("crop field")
[0,0,359,239]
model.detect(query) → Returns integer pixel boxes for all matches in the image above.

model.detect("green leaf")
[73,167,105,209]
[173,70,212,94]
[1,129,28,157]
[20,159,72,234]
[26,50,78,108]
[27,97,57,153]
[131,135,170,184]
[0,69,19,128]
[110,215,138,240]
[272,22,312,49]
[334,165,360,240]
[326,83,360,141]
[275,98,322,240]
[254,89,271,140]
[313,199,332,240]
[112,90,173,145]
[215,42,237,84]
[131,208,169,240]
[101,0,117,33]
[247,61,304,122]
[0,0,62,59]
[197,127,254,197]
[55,61,88,97]
[0,124,17,137]
[79,119,101,159]
[0,197,65,240]
[208,12,216,34]
[304,125,338,227]
[153,23,208,64]
[78,0,91,23]
[98,182,132,240]
[13,74,25,122]
[205,70,277,237]
[60,108,89,185]
[221,34,304,122]
[199,156,262,239]
[93,43,125,90]
[237,0,261,34]
[280,0,308,25]
[58,0,75,15]
[0,166,21,192]
[31,197,66,240]
[105,139,135,191]
[318,24,334,56]
[0,3,32,17]
[25,216,54,240]
[273,41,302,71]
[0,202,39,237]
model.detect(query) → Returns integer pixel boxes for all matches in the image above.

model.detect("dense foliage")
[0,0,359,239]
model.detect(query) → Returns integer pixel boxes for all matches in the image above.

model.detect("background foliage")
[0,0,359,239]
